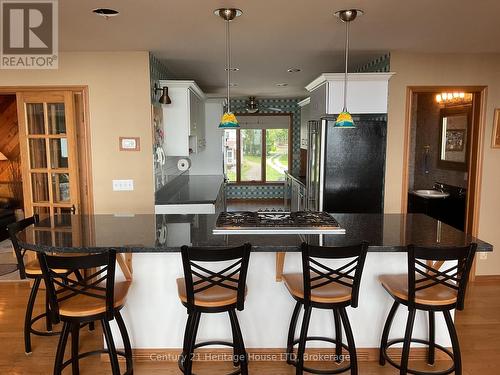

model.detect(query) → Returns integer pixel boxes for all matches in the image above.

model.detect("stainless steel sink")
[413,189,450,199]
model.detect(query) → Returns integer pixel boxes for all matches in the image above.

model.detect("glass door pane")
[240,129,262,182]
[265,128,289,181]
[224,129,237,182]
[26,103,45,134]
[47,103,66,134]
[50,138,69,168]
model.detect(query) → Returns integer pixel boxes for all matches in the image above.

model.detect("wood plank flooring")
[0,280,499,374]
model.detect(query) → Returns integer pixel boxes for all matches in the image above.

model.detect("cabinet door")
[189,89,198,136]
[197,97,206,150]
[300,104,310,149]
[309,83,327,120]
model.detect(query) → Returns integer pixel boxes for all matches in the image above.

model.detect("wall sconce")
[153,83,172,105]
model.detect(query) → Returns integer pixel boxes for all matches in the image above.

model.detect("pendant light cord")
[226,19,231,113]
[343,20,349,112]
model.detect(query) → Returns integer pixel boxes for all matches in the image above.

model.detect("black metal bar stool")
[38,249,133,375]
[283,242,369,375]
[379,243,477,375]
[7,215,61,354]
[177,243,252,375]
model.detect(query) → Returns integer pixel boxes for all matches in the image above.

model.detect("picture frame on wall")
[493,108,500,148]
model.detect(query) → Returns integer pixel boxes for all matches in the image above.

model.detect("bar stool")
[38,249,133,375]
[283,242,369,375]
[177,243,252,375]
[8,215,61,354]
[378,243,477,375]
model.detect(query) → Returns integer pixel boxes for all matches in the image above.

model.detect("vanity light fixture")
[215,8,243,129]
[153,83,172,105]
[334,9,364,128]
[436,92,471,104]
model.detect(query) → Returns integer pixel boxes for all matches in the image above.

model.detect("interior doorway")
[0,87,94,223]
[402,86,487,275]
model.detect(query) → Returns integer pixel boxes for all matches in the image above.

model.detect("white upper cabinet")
[160,80,206,156]
[298,97,310,149]
[305,73,394,120]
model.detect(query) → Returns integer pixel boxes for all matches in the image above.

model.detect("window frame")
[228,113,292,185]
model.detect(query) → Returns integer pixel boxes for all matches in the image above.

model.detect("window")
[224,115,290,183]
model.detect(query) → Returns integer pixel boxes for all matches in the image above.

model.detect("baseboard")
[109,347,449,363]
[473,275,500,283]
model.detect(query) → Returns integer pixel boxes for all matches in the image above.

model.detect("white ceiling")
[60,0,500,98]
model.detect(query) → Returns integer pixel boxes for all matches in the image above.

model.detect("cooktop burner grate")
[214,211,345,234]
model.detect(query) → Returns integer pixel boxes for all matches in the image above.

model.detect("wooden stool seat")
[283,273,352,304]
[379,274,458,306]
[59,281,131,318]
[176,277,244,308]
[24,259,66,276]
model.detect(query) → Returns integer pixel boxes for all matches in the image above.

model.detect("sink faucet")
[434,183,445,192]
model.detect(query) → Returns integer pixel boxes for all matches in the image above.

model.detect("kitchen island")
[17,213,492,357]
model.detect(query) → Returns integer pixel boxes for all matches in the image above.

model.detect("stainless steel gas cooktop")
[213,211,346,235]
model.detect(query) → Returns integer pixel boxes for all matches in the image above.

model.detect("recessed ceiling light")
[229,83,239,87]
[287,67,301,73]
[276,83,288,87]
[92,8,119,18]
[225,67,240,71]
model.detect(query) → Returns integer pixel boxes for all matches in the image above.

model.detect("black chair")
[379,243,477,375]
[283,242,369,375]
[38,249,133,375]
[177,243,252,375]
[7,215,62,354]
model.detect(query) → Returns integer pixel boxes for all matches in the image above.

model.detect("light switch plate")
[112,179,134,191]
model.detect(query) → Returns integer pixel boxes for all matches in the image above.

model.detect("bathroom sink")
[413,189,450,199]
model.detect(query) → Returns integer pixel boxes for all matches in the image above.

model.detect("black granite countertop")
[155,174,224,205]
[285,171,306,186]
[17,213,493,254]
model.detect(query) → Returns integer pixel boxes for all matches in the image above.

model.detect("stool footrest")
[29,312,61,336]
[60,348,131,375]
[381,338,455,375]
[289,336,352,375]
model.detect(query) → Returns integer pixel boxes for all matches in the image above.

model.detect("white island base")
[109,252,453,361]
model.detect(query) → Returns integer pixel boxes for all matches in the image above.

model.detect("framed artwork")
[493,109,500,148]
[445,129,465,152]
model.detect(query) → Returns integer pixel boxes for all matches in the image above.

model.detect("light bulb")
[436,94,442,103]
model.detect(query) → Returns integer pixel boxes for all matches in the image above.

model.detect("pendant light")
[334,9,363,128]
[215,8,242,128]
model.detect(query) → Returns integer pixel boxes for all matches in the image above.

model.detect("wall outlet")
[112,179,134,191]
[479,252,488,260]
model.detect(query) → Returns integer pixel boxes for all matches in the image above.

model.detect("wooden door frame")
[0,86,94,217]
[401,86,487,278]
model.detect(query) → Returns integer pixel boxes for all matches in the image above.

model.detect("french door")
[17,91,80,220]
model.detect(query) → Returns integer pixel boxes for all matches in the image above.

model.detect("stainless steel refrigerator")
[306,115,387,213]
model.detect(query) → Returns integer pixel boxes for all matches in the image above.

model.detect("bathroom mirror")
[438,106,471,171]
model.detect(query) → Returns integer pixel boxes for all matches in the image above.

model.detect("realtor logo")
[1,0,58,69]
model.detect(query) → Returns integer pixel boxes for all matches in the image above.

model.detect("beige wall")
[386,52,500,275]
[0,52,154,214]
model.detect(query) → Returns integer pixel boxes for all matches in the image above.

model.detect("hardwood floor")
[1,280,499,374]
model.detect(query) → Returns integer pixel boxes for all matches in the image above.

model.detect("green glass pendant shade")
[219,111,240,128]
[334,111,355,128]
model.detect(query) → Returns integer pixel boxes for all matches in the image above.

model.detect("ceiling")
[60,0,500,98]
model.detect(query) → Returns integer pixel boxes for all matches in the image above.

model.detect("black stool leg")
[102,319,121,375]
[24,277,41,354]
[229,309,248,375]
[116,311,134,374]
[89,321,95,331]
[379,301,399,366]
[296,305,312,375]
[428,310,435,365]
[444,310,462,375]
[339,307,358,375]
[333,308,343,363]
[71,323,80,375]
[45,289,53,332]
[400,308,416,375]
[54,322,70,375]
[286,301,302,365]
[185,311,201,375]
[229,310,241,367]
